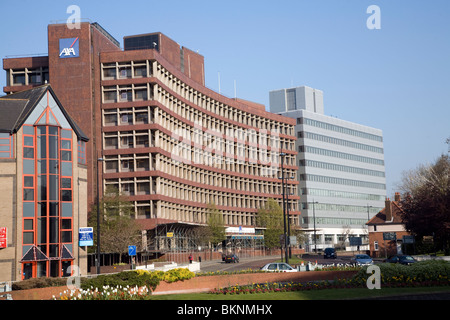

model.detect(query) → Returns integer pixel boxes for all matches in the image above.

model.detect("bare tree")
[399,154,450,254]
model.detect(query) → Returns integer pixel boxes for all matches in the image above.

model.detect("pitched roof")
[0,84,89,141]
[367,200,405,225]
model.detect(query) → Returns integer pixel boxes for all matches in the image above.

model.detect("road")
[199,255,280,273]
[197,252,377,273]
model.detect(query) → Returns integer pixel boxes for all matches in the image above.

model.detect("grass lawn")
[150,286,450,300]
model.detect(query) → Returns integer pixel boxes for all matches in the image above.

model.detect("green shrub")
[352,260,450,285]
[81,271,160,291]
[12,277,67,291]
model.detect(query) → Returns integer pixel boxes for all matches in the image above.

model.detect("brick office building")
[3,22,300,255]
[0,85,89,281]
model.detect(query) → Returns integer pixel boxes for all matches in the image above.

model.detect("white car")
[261,262,297,272]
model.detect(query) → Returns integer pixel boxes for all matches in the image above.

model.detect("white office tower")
[270,86,386,252]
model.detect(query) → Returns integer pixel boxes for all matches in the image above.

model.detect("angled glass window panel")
[38,114,47,125]
[48,112,57,125]
[49,95,71,129]
[61,244,74,259]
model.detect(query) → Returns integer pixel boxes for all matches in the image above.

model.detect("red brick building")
[3,22,299,255]
[367,193,411,258]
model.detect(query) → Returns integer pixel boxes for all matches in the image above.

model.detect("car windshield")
[356,255,370,259]
[401,256,415,261]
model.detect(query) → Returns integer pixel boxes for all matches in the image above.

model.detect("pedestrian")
[189,254,193,264]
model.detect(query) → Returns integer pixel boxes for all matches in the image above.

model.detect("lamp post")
[96,157,104,275]
[279,153,289,264]
[308,200,318,253]
[367,204,373,222]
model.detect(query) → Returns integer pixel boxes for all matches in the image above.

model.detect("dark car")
[384,255,417,265]
[323,248,337,259]
[224,254,239,263]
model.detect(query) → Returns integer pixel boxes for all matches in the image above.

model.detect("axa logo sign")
[59,37,79,58]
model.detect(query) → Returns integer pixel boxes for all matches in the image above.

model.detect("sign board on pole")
[403,235,415,244]
[383,232,397,241]
[128,245,137,256]
[349,237,362,246]
[79,227,94,246]
[166,232,174,238]
[289,236,297,246]
[0,227,7,248]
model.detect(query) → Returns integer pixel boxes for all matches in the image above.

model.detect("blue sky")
[1,0,449,197]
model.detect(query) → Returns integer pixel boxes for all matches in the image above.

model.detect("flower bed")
[55,285,152,300]
[210,260,450,295]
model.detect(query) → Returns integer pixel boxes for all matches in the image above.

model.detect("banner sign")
[79,227,94,246]
[0,227,7,248]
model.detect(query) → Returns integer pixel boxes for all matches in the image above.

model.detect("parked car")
[261,263,297,272]
[351,254,373,266]
[384,255,417,265]
[323,248,337,259]
[224,254,239,263]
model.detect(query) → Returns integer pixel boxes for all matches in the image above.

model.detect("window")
[77,140,86,165]
[286,89,296,110]
[0,133,13,158]
[22,123,75,279]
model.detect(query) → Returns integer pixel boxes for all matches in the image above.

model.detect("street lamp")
[367,204,373,222]
[96,157,104,275]
[308,200,319,253]
[279,152,289,264]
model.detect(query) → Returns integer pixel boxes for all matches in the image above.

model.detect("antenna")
[234,80,237,98]
[218,72,221,94]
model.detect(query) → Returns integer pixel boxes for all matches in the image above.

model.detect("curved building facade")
[3,23,300,256]
[100,41,300,249]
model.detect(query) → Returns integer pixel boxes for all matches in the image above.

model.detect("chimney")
[394,192,401,202]
[385,198,393,222]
